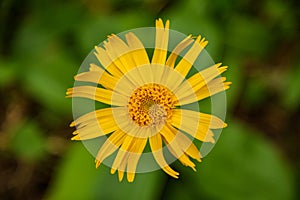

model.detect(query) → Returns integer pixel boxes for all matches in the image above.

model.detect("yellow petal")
[117,154,128,181]
[94,46,123,78]
[177,77,231,105]
[172,109,227,129]
[71,108,122,140]
[126,138,147,182]
[160,125,184,158]
[74,69,103,84]
[95,129,126,167]
[72,118,118,140]
[111,135,134,174]
[71,107,119,128]
[104,34,145,86]
[89,63,102,71]
[149,134,179,178]
[166,35,193,68]
[170,109,216,143]
[138,64,185,93]
[126,32,152,84]
[118,169,125,182]
[174,63,226,99]
[160,125,196,170]
[152,63,166,83]
[106,34,135,71]
[66,86,128,106]
[152,19,170,65]
[102,40,128,75]
[164,124,202,162]
[125,32,150,67]
[74,64,126,94]
[174,35,208,77]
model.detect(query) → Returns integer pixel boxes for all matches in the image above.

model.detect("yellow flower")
[66,19,231,182]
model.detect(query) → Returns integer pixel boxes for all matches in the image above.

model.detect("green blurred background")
[0,0,299,199]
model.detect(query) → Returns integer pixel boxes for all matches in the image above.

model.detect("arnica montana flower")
[66,19,231,182]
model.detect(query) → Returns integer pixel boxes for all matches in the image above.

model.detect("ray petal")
[117,153,129,182]
[70,107,122,128]
[164,125,202,162]
[74,64,122,92]
[71,119,118,140]
[126,137,148,182]
[149,134,179,178]
[71,108,123,140]
[66,86,128,106]
[174,63,228,100]
[152,19,170,65]
[174,35,208,77]
[95,129,126,168]
[126,32,152,84]
[172,109,227,129]
[177,77,231,105]
[170,109,218,143]
[126,32,150,66]
[94,45,123,78]
[160,125,196,170]
[111,135,134,174]
[105,34,144,86]
[165,35,193,68]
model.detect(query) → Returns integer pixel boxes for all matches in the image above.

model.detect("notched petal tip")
[161,166,179,179]
[218,66,228,74]
[107,34,115,39]
[223,82,232,90]
[215,62,222,67]
[94,45,101,52]
[73,130,78,135]
[165,19,170,29]
[194,35,208,47]
[70,121,75,127]
[95,160,101,168]
[71,135,80,140]
[156,18,170,29]
[66,88,73,95]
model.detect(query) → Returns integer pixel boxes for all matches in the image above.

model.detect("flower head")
[66,19,231,182]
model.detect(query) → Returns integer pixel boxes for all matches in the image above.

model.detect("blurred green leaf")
[263,0,297,36]
[0,59,17,87]
[46,143,98,200]
[74,12,151,56]
[222,52,244,110]
[226,16,272,57]
[11,11,78,116]
[21,49,75,116]
[282,62,300,110]
[165,0,223,58]
[163,180,195,200]
[182,119,295,200]
[10,121,46,161]
[244,77,268,107]
[46,143,166,200]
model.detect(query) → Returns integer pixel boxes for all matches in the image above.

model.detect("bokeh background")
[0,0,299,199]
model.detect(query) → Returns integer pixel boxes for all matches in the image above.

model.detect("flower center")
[128,83,176,127]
